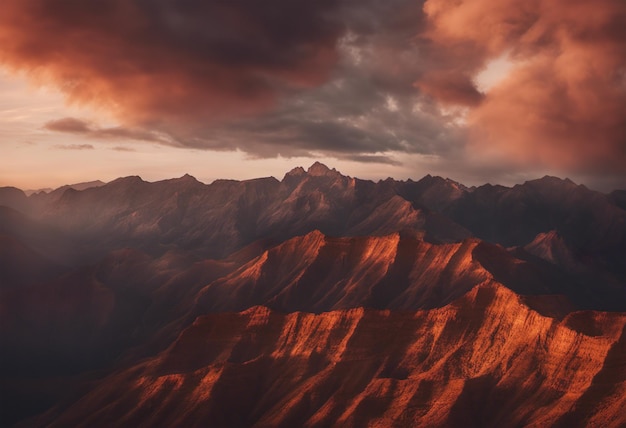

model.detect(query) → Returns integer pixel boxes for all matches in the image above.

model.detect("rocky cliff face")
[31,285,626,428]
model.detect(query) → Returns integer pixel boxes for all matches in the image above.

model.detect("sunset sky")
[1,0,625,191]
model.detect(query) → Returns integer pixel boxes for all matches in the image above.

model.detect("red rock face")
[33,284,626,427]
[1,165,625,426]
[195,231,493,313]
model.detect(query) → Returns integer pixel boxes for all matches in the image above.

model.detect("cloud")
[44,117,172,144]
[338,154,402,165]
[414,71,483,107]
[157,0,463,159]
[418,0,626,175]
[2,0,449,160]
[44,117,91,133]
[2,0,625,182]
[111,146,136,152]
[0,0,343,126]
[53,144,94,150]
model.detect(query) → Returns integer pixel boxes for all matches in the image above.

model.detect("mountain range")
[1,163,625,427]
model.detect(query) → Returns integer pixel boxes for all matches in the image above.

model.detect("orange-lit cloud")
[415,71,483,107]
[419,0,626,174]
[0,0,342,127]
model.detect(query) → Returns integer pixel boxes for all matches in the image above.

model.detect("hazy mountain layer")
[2,163,623,274]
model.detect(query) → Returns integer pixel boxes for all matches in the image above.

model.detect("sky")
[1,0,625,191]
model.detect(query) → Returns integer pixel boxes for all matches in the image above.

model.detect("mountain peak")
[285,166,306,177]
[524,230,576,268]
[307,162,340,177]
[528,175,577,188]
[178,173,202,184]
[157,174,205,189]
[108,175,145,187]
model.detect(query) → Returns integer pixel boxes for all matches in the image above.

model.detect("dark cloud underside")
[44,117,172,144]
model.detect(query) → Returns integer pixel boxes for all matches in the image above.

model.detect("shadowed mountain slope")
[30,285,626,428]
[195,230,625,314]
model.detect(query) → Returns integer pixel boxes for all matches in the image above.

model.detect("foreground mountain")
[29,285,626,428]
[1,164,625,427]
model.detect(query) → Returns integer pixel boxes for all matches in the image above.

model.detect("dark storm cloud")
[1,0,343,124]
[153,0,463,160]
[175,67,465,160]
[2,0,459,164]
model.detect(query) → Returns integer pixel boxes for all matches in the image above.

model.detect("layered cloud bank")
[1,0,624,181]
[419,0,626,174]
